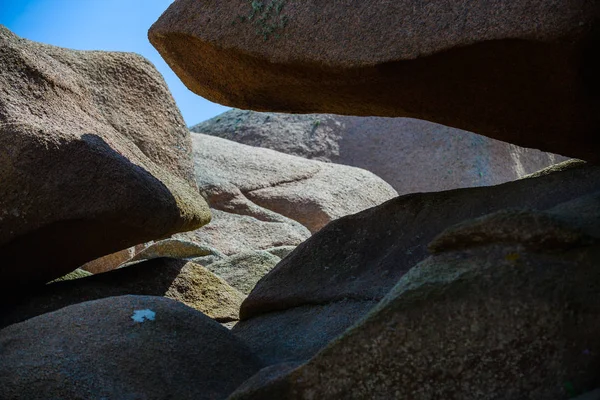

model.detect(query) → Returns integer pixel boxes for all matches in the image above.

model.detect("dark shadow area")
[582,21,600,100]
[0,257,200,329]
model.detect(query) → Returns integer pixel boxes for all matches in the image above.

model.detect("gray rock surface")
[228,193,600,399]
[149,0,599,162]
[1,258,244,328]
[127,238,221,263]
[191,110,568,194]
[0,295,263,400]
[0,26,210,292]
[232,299,378,365]
[189,132,398,234]
[264,246,296,260]
[204,250,282,295]
[241,160,600,320]
[81,243,149,274]
[177,208,310,256]
[231,161,600,372]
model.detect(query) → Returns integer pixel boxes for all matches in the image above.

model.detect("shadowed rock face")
[191,109,569,194]
[226,161,600,376]
[228,190,600,400]
[149,0,599,162]
[0,295,264,400]
[227,161,600,370]
[0,258,245,328]
[240,160,600,320]
[0,26,211,292]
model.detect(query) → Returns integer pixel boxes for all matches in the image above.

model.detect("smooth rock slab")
[127,238,220,263]
[0,295,263,400]
[178,208,310,256]
[149,0,599,161]
[0,26,210,291]
[192,110,568,194]
[190,133,397,234]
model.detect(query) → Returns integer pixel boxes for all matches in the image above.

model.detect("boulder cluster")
[1,1,598,399]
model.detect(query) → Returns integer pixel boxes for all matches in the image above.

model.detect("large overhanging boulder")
[0,26,211,292]
[149,0,599,162]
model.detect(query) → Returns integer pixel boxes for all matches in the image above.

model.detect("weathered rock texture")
[192,110,569,193]
[241,160,599,317]
[188,133,397,234]
[229,198,600,399]
[0,26,210,291]
[48,268,92,283]
[232,160,600,366]
[0,295,263,400]
[0,258,244,328]
[80,243,148,274]
[127,238,218,263]
[204,250,282,295]
[232,299,378,365]
[149,0,600,162]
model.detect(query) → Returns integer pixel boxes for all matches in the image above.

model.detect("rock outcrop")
[0,26,210,292]
[188,133,397,235]
[2,1,597,397]
[204,250,282,295]
[229,196,600,399]
[232,160,600,366]
[0,295,263,400]
[192,110,568,194]
[149,0,599,161]
[0,258,244,328]
[177,208,309,256]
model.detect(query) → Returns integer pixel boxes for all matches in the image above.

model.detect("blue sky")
[0,0,231,127]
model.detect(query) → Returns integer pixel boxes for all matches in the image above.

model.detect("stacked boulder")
[2,0,599,398]
[0,25,210,291]
[149,0,599,162]
[191,110,568,194]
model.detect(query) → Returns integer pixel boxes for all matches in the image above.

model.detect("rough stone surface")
[48,268,92,283]
[229,362,303,399]
[228,198,600,399]
[177,208,310,256]
[80,243,148,274]
[190,132,397,234]
[428,208,594,253]
[0,26,210,291]
[264,246,296,260]
[240,160,600,320]
[0,295,263,400]
[572,389,600,400]
[192,110,569,193]
[127,238,219,263]
[0,258,244,328]
[232,161,600,371]
[232,300,378,365]
[205,250,281,295]
[150,0,599,162]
